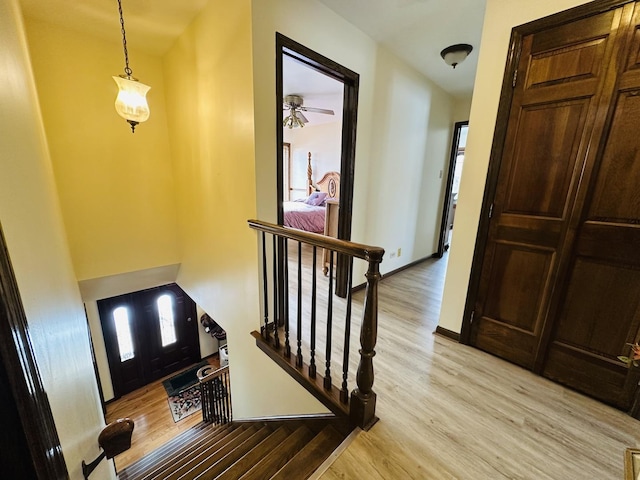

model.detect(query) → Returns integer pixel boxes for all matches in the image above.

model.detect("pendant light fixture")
[113,0,150,133]
[440,44,473,69]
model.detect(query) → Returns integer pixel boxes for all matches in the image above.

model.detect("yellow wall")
[24,18,179,282]
[163,0,326,418]
[0,1,113,478]
[438,0,592,333]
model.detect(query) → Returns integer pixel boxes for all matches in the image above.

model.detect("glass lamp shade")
[440,44,473,69]
[112,75,150,124]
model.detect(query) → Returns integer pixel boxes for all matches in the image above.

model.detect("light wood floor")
[107,251,639,479]
[320,253,639,479]
[105,356,219,472]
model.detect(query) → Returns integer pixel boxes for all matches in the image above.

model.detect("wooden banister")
[248,219,383,430]
[198,365,232,425]
[248,219,384,263]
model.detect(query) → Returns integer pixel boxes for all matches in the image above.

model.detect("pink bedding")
[283,201,325,233]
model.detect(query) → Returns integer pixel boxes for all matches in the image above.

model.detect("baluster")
[350,251,383,429]
[296,241,303,367]
[212,379,220,423]
[309,246,317,378]
[272,235,280,348]
[261,232,269,339]
[283,238,291,357]
[224,372,232,423]
[340,258,354,403]
[324,250,334,390]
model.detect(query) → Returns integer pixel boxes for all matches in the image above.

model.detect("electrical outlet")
[390,251,396,258]
[397,248,402,257]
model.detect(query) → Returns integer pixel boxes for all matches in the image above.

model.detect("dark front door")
[470,2,640,410]
[99,284,200,398]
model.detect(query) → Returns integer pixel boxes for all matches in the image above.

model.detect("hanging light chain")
[117,0,133,77]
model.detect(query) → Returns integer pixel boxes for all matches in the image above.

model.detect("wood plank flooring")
[318,253,639,479]
[105,356,219,472]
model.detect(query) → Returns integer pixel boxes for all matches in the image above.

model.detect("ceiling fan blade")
[300,106,335,115]
[295,111,309,123]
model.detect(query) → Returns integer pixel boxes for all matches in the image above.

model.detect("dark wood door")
[542,3,640,409]
[471,1,640,410]
[471,8,629,368]
[99,284,200,398]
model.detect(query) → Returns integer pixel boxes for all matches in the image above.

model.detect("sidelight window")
[158,294,177,347]
[113,306,135,362]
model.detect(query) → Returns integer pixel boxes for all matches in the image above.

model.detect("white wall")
[0,1,114,478]
[253,0,457,280]
[438,0,592,333]
[284,120,343,198]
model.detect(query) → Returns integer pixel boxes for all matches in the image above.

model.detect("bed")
[283,152,340,234]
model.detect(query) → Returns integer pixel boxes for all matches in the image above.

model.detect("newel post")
[350,250,383,430]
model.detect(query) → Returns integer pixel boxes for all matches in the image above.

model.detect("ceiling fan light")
[440,44,473,69]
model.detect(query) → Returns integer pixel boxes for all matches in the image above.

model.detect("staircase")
[117,418,353,480]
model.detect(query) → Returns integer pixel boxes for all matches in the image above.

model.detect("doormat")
[168,385,202,422]
[162,360,210,397]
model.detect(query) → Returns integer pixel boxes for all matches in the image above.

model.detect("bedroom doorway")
[436,121,468,257]
[276,33,359,297]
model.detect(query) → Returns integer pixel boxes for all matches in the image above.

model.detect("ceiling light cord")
[117,0,132,77]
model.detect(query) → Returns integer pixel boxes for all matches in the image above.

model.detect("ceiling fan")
[283,94,334,128]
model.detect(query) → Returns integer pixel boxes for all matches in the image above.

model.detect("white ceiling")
[283,56,344,126]
[19,0,486,98]
[316,0,486,98]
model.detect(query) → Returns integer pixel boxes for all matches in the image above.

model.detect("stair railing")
[197,365,232,425]
[248,219,384,430]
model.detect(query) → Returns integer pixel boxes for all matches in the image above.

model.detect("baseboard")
[382,255,432,280]
[434,326,460,342]
[351,255,434,294]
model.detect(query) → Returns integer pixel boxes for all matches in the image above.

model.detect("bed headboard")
[316,171,340,199]
[305,152,340,199]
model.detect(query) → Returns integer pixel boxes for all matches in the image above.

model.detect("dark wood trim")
[251,331,350,418]
[517,0,635,35]
[436,121,468,258]
[459,0,636,347]
[434,326,461,342]
[275,33,360,299]
[459,28,524,346]
[0,224,68,479]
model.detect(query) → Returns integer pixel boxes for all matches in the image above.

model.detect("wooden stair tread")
[122,424,235,479]
[190,425,274,480]
[270,425,345,480]
[238,425,316,480]
[213,426,292,480]
[130,425,236,480]
[167,424,260,480]
[117,419,352,480]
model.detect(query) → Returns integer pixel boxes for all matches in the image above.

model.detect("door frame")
[275,33,359,297]
[0,224,67,478]
[459,0,633,345]
[436,121,468,258]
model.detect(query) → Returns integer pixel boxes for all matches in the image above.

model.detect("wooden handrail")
[248,218,384,430]
[197,364,229,383]
[248,220,384,263]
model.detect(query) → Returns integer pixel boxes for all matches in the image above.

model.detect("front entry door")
[99,284,200,398]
